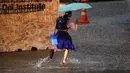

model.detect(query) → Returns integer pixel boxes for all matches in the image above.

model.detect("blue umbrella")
[58,3,92,12]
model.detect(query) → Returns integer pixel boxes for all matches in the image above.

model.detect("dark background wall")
[60,0,124,3]
[89,0,123,2]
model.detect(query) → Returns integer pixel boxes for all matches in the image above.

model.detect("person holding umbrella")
[49,3,92,64]
[49,11,78,64]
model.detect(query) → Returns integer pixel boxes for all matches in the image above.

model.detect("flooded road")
[0,51,82,73]
[0,50,130,73]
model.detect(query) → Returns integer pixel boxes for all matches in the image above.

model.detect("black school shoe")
[49,49,54,59]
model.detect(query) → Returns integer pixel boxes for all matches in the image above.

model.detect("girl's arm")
[69,19,78,32]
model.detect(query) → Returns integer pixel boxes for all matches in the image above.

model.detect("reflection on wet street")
[1,0,130,73]
[0,51,82,73]
[0,50,130,73]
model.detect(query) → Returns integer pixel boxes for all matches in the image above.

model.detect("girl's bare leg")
[63,49,69,64]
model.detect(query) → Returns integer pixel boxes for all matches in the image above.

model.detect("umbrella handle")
[75,20,78,24]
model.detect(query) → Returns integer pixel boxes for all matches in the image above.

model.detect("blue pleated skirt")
[56,31,75,50]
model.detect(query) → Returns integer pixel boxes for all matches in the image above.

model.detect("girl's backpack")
[55,16,68,30]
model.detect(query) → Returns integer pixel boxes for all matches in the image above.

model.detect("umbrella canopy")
[58,3,92,12]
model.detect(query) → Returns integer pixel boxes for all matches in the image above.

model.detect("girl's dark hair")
[63,11,72,20]
[65,11,72,15]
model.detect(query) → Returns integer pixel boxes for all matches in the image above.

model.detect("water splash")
[68,58,80,64]
[40,66,69,69]
[35,56,51,68]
